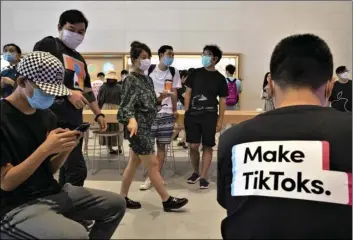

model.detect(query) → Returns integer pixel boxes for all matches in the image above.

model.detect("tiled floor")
[83,132,224,239]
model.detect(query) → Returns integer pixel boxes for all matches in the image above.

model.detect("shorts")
[151,113,175,144]
[184,111,218,147]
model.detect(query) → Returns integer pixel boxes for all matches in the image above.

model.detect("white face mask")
[139,59,151,71]
[59,29,84,49]
[340,72,349,79]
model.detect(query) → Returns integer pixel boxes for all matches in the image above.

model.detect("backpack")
[148,64,175,78]
[226,78,239,106]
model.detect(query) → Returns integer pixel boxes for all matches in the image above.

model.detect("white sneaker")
[139,178,153,191]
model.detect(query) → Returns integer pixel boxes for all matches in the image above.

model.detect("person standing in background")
[184,45,228,189]
[121,70,128,81]
[225,64,242,109]
[1,44,22,98]
[139,45,181,191]
[261,72,275,111]
[175,69,189,149]
[91,72,105,99]
[118,41,188,210]
[33,9,107,187]
[329,66,352,112]
[98,70,124,154]
[221,64,241,134]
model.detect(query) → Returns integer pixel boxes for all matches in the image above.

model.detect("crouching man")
[0,52,125,239]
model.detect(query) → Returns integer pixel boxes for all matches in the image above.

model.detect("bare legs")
[156,143,166,172]
[120,149,169,201]
[189,143,213,179]
[120,149,141,197]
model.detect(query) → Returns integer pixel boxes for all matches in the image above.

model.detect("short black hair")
[59,10,89,30]
[121,70,128,76]
[203,45,222,64]
[158,45,173,59]
[3,43,22,55]
[336,66,347,75]
[270,34,333,90]
[225,64,236,75]
[97,72,105,78]
[130,41,152,63]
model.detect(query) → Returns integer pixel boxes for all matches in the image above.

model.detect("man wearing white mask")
[33,10,107,188]
[329,66,352,112]
[139,45,181,191]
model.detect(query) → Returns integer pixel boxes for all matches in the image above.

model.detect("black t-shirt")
[0,99,61,218]
[218,106,352,239]
[33,36,92,126]
[184,67,228,113]
[329,80,352,112]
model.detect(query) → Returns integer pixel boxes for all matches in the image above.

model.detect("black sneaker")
[199,178,209,189]
[125,197,141,209]
[163,196,188,211]
[187,173,200,184]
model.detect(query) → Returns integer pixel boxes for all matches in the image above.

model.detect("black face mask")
[106,79,117,85]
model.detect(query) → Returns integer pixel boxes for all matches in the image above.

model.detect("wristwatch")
[94,113,105,122]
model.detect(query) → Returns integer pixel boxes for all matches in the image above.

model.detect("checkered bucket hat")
[16,51,70,96]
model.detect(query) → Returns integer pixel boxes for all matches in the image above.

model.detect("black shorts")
[184,111,218,147]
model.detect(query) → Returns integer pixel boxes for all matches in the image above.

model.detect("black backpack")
[147,64,175,78]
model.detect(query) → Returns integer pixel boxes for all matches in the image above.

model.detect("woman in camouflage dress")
[117,41,188,211]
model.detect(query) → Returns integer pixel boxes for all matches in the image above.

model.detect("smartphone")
[124,127,141,144]
[75,123,91,132]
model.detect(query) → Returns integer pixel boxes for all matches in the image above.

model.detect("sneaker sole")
[200,185,209,189]
[139,185,153,191]
[164,199,189,212]
[187,177,200,184]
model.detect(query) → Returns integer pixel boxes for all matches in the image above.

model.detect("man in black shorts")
[218,34,352,239]
[184,45,228,189]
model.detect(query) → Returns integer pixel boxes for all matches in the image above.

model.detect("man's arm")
[184,87,192,111]
[1,146,50,191]
[49,151,70,174]
[171,88,178,112]
[217,77,229,130]
[218,97,227,123]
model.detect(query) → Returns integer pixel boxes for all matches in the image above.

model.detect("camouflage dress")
[117,72,158,155]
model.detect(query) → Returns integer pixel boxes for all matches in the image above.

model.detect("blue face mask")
[202,56,212,68]
[163,57,174,66]
[3,52,17,62]
[26,84,55,109]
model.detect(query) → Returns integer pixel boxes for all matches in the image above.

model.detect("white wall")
[1,1,352,110]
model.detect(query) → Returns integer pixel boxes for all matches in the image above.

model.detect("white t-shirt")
[149,65,181,114]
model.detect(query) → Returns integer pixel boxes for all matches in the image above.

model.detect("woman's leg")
[138,154,169,201]
[120,149,141,197]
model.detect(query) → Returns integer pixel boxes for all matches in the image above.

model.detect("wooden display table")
[83,110,261,124]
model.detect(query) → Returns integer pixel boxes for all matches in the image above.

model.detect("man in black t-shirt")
[184,45,228,189]
[33,10,107,187]
[218,34,352,239]
[329,65,352,112]
[0,52,125,239]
